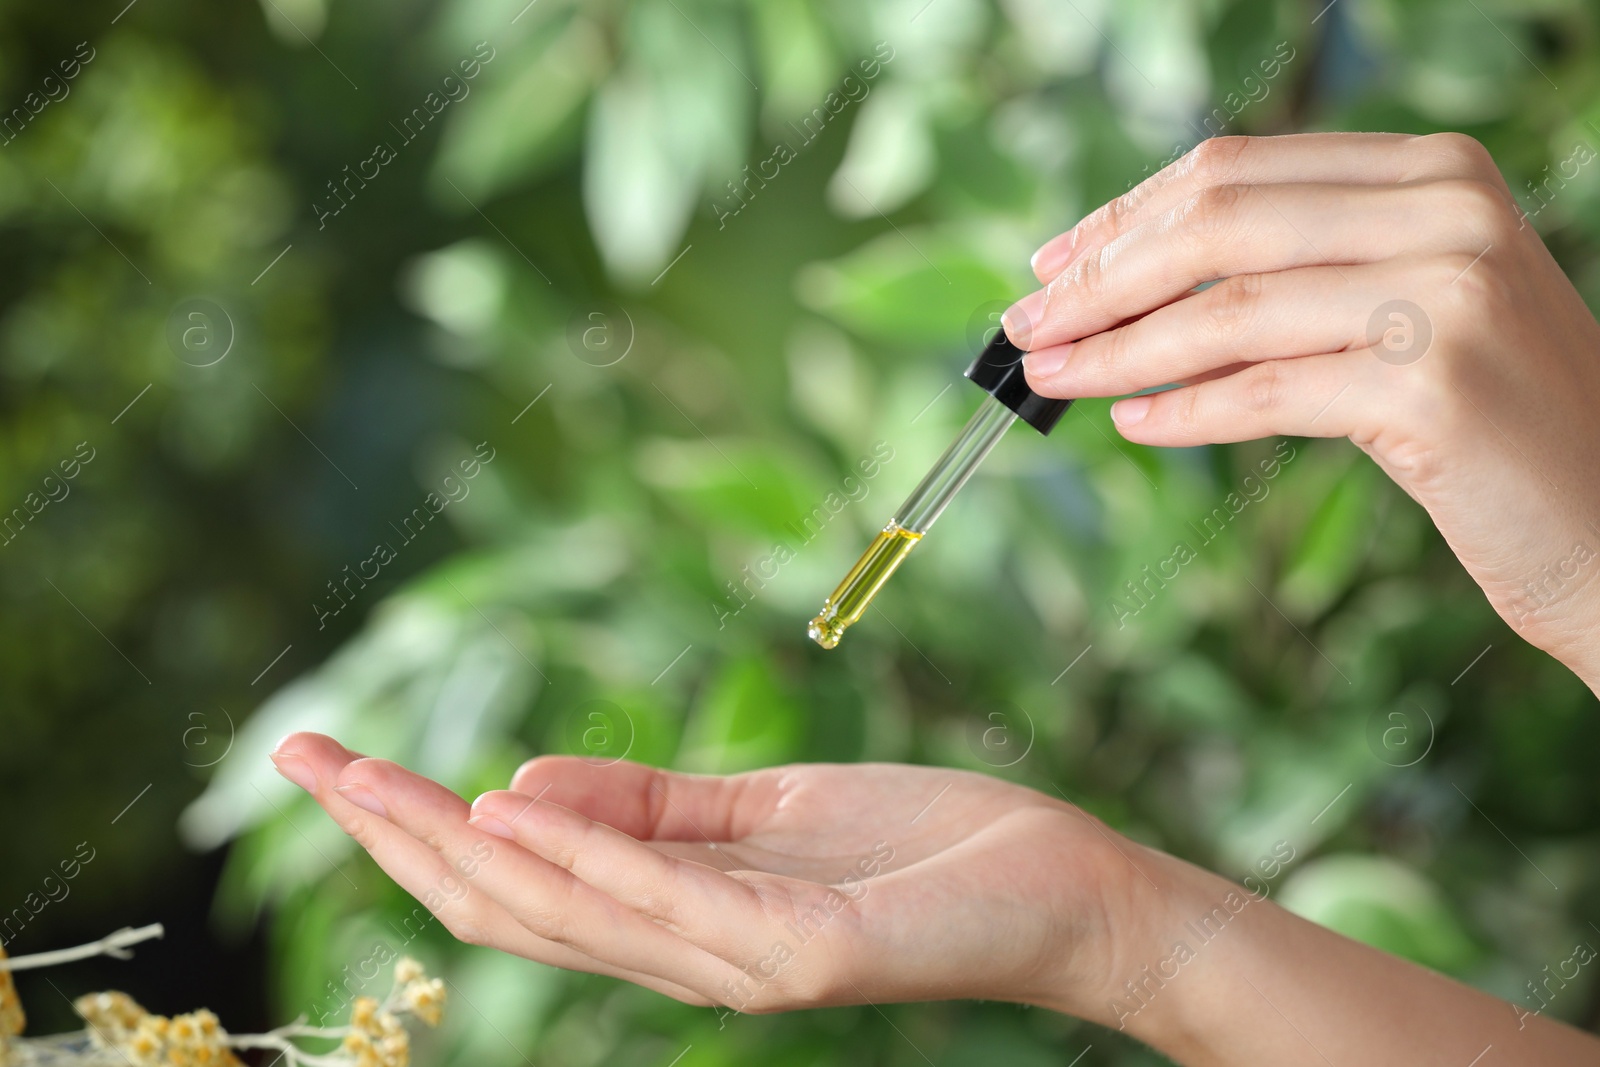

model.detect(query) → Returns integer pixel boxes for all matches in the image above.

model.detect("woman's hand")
[1006,132,1600,692]
[272,733,1600,1064]
[268,732,1189,1025]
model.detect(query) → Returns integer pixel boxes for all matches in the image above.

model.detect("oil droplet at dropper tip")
[807,615,843,649]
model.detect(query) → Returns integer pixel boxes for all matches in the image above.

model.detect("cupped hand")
[269,732,1185,1024]
[1007,132,1600,689]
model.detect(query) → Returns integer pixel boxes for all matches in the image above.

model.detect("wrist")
[1085,859,1267,1044]
[1103,864,1284,1058]
[1033,833,1302,1060]
[1027,822,1225,1032]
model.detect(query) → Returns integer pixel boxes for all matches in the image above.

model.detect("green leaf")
[431,15,607,201]
[398,239,508,337]
[180,592,543,852]
[1279,459,1378,617]
[750,0,838,125]
[795,229,1017,347]
[1131,653,1260,733]
[827,83,935,218]
[677,656,801,772]
[635,436,823,544]
[583,0,749,284]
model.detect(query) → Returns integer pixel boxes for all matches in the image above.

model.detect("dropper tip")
[807,613,843,649]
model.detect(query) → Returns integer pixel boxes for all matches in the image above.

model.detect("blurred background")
[4,0,1600,1062]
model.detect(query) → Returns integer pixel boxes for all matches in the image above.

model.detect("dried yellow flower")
[401,979,445,1028]
[5,933,440,1067]
[0,944,23,1039]
[171,1011,242,1066]
[378,1031,411,1067]
[76,990,149,1049]
[350,995,380,1031]
[72,995,243,1067]
[344,1021,404,1067]
[347,976,426,1067]
[130,1029,161,1059]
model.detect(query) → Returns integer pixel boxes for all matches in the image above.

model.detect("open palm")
[271,733,1165,1020]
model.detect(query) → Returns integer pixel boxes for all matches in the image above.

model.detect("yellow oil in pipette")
[807,521,922,649]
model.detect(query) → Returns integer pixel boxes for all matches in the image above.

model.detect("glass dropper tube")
[807,394,1019,649]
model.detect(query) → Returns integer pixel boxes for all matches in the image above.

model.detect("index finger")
[508,756,783,842]
[1029,132,1505,283]
[1008,174,1513,355]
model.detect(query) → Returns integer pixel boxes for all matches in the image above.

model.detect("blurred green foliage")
[5,0,1600,1062]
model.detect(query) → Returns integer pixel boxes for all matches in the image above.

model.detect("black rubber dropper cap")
[964,332,1073,435]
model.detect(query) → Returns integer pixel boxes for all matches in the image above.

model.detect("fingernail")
[270,753,316,793]
[333,783,388,819]
[1023,343,1071,379]
[1002,290,1046,348]
[467,813,515,840]
[1031,228,1080,280]
[1110,396,1152,427]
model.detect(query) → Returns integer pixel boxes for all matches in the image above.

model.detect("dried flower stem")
[242,1023,353,1040]
[0,927,164,972]
[1,928,440,1067]
[221,1032,351,1067]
